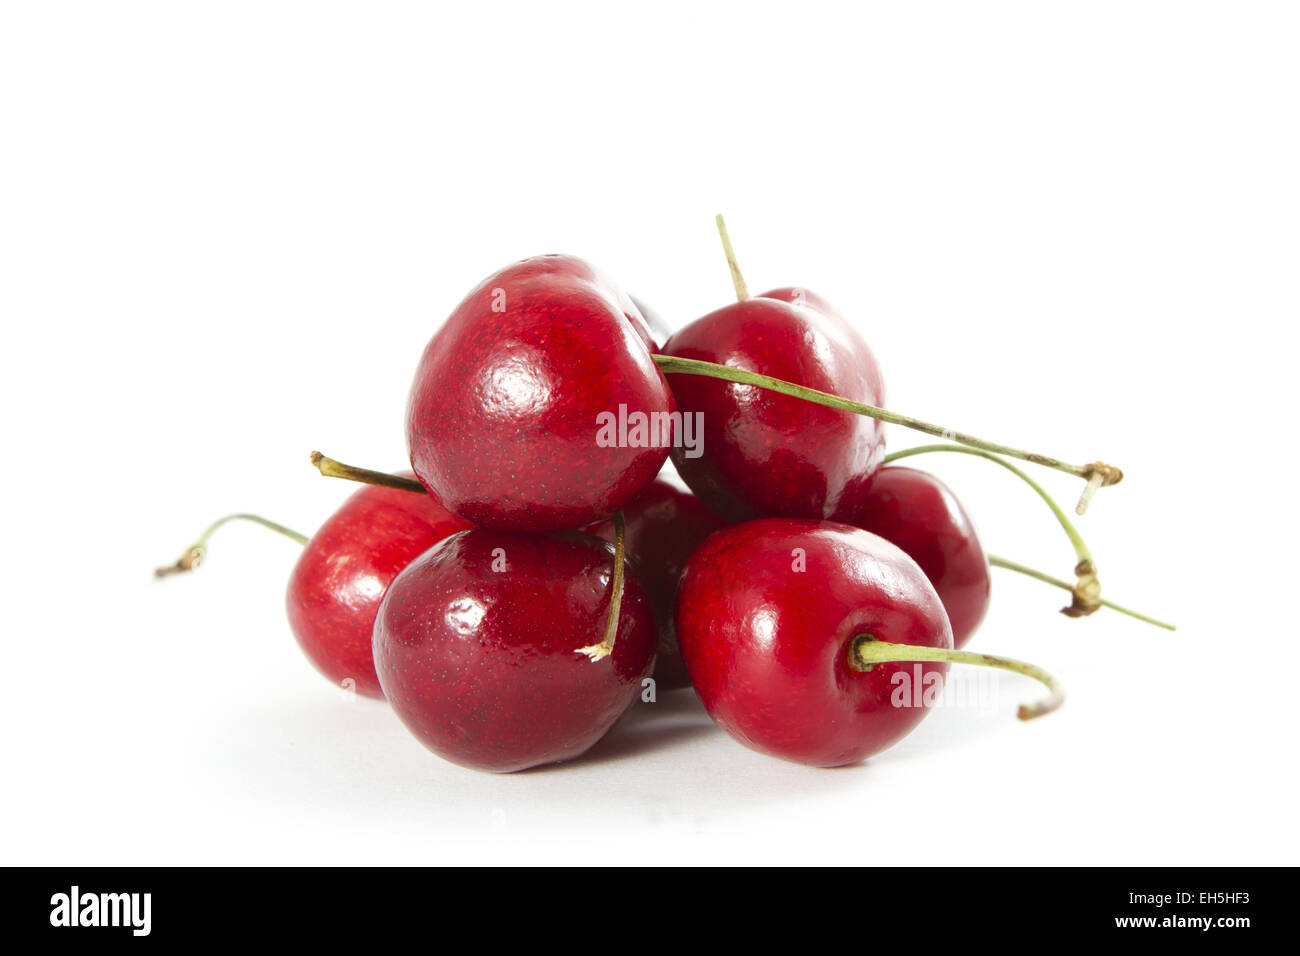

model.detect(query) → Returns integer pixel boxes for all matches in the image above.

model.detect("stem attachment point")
[987,554,1175,631]
[1076,462,1123,515]
[1061,560,1102,618]
[155,546,205,578]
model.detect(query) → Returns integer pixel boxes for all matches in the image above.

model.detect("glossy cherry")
[676,519,951,766]
[676,518,1064,767]
[373,529,657,772]
[156,480,472,698]
[837,466,991,648]
[662,286,887,523]
[588,478,725,689]
[406,255,675,532]
[649,218,1125,517]
[286,480,472,697]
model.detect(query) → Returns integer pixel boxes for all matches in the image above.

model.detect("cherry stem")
[577,511,627,662]
[154,513,308,578]
[882,442,1102,618]
[849,635,1064,720]
[310,451,425,494]
[651,354,1122,503]
[987,554,1176,631]
[715,213,750,301]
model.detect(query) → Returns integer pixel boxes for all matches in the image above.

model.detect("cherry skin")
[373,528,657,772]
[661,288,887,524]
[675,518,952,767]
[406,255,675,532]
[837,466,991,648]
[588,478,725,690]
[285,479,472,698]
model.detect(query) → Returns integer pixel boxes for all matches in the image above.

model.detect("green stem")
[577,511,627,662]
[988,554,1176,631]
[715,213,750,301]
[154,513,307,578]
[849,635,1064,720]
[652,354,1122,500]
[310,451,426,495]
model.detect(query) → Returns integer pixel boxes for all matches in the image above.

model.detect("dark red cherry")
[406,255,675,531]
[837,466,991,648]
[661,287,886,523]
[286,480,472,698]
[588,478,725,690]
[373,528,657,772]
[675,518,951,767]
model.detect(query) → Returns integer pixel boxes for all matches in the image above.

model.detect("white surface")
[2,1,1297,866]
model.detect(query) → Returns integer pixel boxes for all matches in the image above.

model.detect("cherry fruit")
[662,284,886,523]
[372,528,656,772]
[675,518,1062,767]
[406,255,675,532]
[156,480,472,698]
[676,519,951,766]
[650,217,1124,517]
[286,481,471,697]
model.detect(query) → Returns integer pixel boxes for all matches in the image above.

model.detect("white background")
[2,2,1296,866]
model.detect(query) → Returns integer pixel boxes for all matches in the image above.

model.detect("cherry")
[406,254,675,532]
[661,257,886,522]
[373,528,657,772]
[587,478,725,689]
[156,479,471,698]
[675,518,1062,767]
[837,466,991,648]
[652,217,1124,515]
[287,481,471,697]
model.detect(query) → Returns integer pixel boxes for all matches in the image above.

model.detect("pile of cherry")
[160,217,1172,773]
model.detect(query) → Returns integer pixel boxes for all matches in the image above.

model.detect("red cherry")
[406,255,675,531]
[285,480,472,697]
[588,478,725,689]
[156,484,471,698]
[837,466,991,648]
[650,218,1125,519]
[373,529,657,772]
[676,516,1063,767]
[675,519,952,767]
[661,288,886,523]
